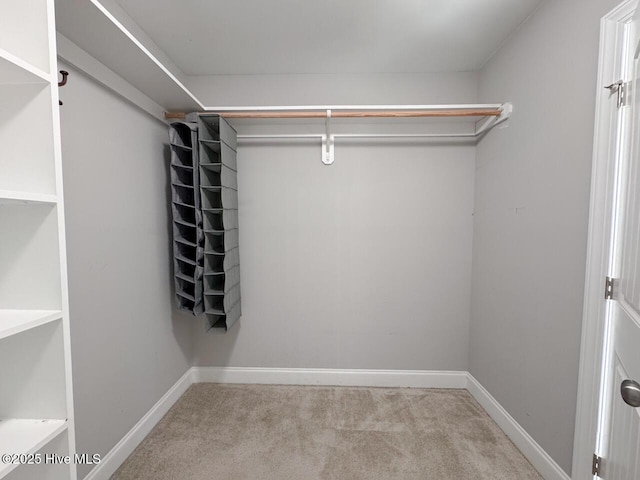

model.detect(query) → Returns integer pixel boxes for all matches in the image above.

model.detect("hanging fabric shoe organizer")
[169,114,242,331]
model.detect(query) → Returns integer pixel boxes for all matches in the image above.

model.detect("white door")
[599,8,640,479]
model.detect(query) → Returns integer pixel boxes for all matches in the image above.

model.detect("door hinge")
[605,80,629,108]
[605,276,617,300]
[592,453,602,477]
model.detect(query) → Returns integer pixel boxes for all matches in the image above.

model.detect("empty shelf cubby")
[170,145,194,168]
[203,212,224,231]
[176,296,195,311]
[176,258,196,276]
[204,250,239,276]
[173,222,197,242]
[200,164,238,189]
[175,277,196,298]
[175,241,197,261]
[169,122,196,149]
[206,314,227,330]
[201,188,222,210]
[204,233,225,253]
[171,165,194,188]
[204,279,224,294]
[172,183,197,203]
[0,204,62,310]
[174,234,197,248]
[203,209,238,230]
[199,115,238,151]
[175,271,195,284]
[172,204,197,225]
[200,139,221,160]
[204,254,224,272]
[0,84,57,195]
[204,296,225,315]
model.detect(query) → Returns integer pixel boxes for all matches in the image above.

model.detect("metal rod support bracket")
[323,109,335,165]
[475,102,512,136]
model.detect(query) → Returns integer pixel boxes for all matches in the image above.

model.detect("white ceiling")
[113,0,543,76]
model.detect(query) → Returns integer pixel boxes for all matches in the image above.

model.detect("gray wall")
[59,62,192,479]
[470,0,619,474]
[193,140,476,369]
[187,72,478,106]
[189,72,478,370]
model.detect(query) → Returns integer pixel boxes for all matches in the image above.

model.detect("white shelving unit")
[0,1,76,479]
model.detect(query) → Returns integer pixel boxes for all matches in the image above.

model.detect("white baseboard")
[465,374,570,480]
[85,367,567,480]
[192,366,468,389]
[83,368,194,480]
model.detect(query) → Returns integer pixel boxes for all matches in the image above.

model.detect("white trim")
[56,34,167,124]
[88,0,203,111]
[49,0,78,475]
[572,2,637,479]
[82,368,193,480]
[192,366,468,388]
[466,375,570,480]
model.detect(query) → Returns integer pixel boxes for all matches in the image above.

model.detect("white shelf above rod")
[202,103,505,112]
[164,103,512,165]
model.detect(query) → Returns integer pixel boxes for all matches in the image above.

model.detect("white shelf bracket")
[322,109,335,165]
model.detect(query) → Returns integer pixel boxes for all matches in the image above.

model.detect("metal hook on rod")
[58,70,69,106]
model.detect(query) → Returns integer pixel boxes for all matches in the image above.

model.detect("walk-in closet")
[1,0,639,479]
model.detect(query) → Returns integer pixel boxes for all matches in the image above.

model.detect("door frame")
[572,1,637,478]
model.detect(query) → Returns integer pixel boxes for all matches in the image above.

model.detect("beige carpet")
[111,384,542,480]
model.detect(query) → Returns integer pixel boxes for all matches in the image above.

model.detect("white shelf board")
[0,48,50,85]
[0,190,57,205]
[55,0,201,111]
[0,419,67,478]
[0,310,62,341]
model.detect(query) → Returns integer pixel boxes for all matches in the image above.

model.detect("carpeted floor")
[111,384,542,479]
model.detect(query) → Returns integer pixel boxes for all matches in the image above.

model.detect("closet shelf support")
[164,105,506,121]
[323,109,334,165]
[475,102,512,136]
[166,103,513,165]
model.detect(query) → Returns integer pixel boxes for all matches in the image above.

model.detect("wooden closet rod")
[164,108,503,121]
